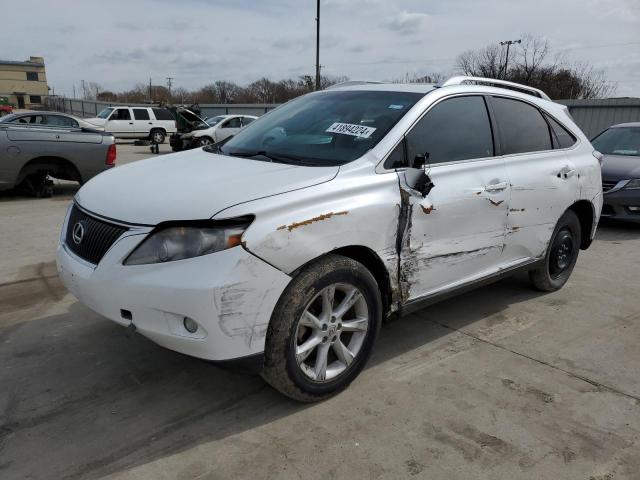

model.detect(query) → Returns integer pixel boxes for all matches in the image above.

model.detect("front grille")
[65,205,128,264]
[602,180,618,192]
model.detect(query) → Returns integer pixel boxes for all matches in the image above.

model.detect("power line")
[555,41,640,52]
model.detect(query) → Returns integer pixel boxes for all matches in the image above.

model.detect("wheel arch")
[16,156,82,185]
[289,245,393,318]
[567,200,595,250]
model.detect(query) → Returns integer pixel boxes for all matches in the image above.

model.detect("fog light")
[183,317,198,333]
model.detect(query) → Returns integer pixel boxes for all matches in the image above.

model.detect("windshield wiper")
[226,150,317,166]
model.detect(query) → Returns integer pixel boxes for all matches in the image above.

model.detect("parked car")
[57,77,601,401]
[592,122,640,223]
[173,114,258,149]
[85,106,177,143]
[0,111,105,130]
[0,96,13,117]
[167,107,210,151]
[0,123,115,197]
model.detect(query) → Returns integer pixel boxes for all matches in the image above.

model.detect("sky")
[5,0,640,98]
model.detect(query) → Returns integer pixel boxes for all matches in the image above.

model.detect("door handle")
[148,122,153,125]
[485,181,508,192]
[557,166,576,179]
[129,122,134,125]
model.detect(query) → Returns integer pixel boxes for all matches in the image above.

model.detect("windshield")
[206,116,226,126]
[592,127,640,157]
[219,90,424,166]
[97,108,114,119]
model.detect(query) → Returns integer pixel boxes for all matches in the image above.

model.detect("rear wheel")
[529,210,581,292]
[150,129,165,144]
[262,254,382,402]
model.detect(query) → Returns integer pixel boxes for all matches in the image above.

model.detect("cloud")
[383,10,430,34]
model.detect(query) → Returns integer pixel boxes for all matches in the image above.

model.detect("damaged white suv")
[57,77,602,401]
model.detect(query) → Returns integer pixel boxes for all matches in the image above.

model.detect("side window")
[29,95,42,104]
[111,108,131,121]
[47,115,77,127]
[223,117,242,128]
[152,108,174,121]
[491,97,552,154]
[14,115,45,124]
[242,117,255,126]
[405,96,494,165]
[133,108,150,120]
[545,114,577,149]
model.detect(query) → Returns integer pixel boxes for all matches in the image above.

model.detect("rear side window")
[242,117,255,126]
[491,97,552,154]
[153,108,174,121]
[405,96,494,165]
[133,108,150,120]
[47,115,78,127]
[545,114,577,149]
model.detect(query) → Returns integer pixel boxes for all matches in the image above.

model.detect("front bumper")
[602,188,640,223]
[56,230,291,361]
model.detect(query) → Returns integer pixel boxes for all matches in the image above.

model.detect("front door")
[215,116,242,142]
[16,95,25,109]
[397,95,510,301]
[105,108,134,137]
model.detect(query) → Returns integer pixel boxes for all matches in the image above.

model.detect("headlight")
[623,179,640,190]
[124,219,251,265]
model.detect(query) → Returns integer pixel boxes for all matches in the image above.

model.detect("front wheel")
[529,210,581,292]
[196,136,214,148]
[262,254,382,402]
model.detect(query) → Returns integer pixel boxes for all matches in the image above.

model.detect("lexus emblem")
[72,221,86,245]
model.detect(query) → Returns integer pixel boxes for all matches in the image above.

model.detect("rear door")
[132,108,152,137]
[490,96,579,261]
[396,95,510,300]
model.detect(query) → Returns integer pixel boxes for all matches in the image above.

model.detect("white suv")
[86,107,177,143]
[57,77,602,401]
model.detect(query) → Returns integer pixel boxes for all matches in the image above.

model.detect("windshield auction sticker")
[326,122,376,139]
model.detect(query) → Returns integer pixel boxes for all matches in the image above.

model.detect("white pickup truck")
[86,106,177,143]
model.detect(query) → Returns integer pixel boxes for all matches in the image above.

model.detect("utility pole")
[315,0,321,90]
[81,79,86,99]
[149,77,152,103]
[166,77,174,98]
[73,85,76,99]
[499,39,521,79]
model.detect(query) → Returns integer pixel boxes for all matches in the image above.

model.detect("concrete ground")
[1,142,639,479]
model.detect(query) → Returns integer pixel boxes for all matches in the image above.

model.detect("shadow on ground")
[0,270,544,479]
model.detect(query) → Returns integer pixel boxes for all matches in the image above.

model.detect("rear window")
[153,108,174,121]
[133,108,150,120]
[592,127,640,156]
[492,97,552,155]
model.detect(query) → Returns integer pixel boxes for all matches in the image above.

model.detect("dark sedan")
[592,123,640,223]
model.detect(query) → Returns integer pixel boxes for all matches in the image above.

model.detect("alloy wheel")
[294,283,369,382]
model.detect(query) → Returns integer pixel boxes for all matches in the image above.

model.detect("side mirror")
[412,152,428,169]
[406,152,435,197]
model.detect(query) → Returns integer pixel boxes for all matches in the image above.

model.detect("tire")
[529,210,581,292]
[150,129,165,144]
[262,254,382,402]
[196,136,214,148]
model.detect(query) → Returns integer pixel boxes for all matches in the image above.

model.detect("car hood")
[75,149,339,225]
[84,118,107,127]
[601,154,640,181]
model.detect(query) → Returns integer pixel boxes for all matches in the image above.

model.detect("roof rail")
[326,80,384,90]
[441,76,551,101]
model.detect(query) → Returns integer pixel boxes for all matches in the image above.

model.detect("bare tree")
[455,35,615,99]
